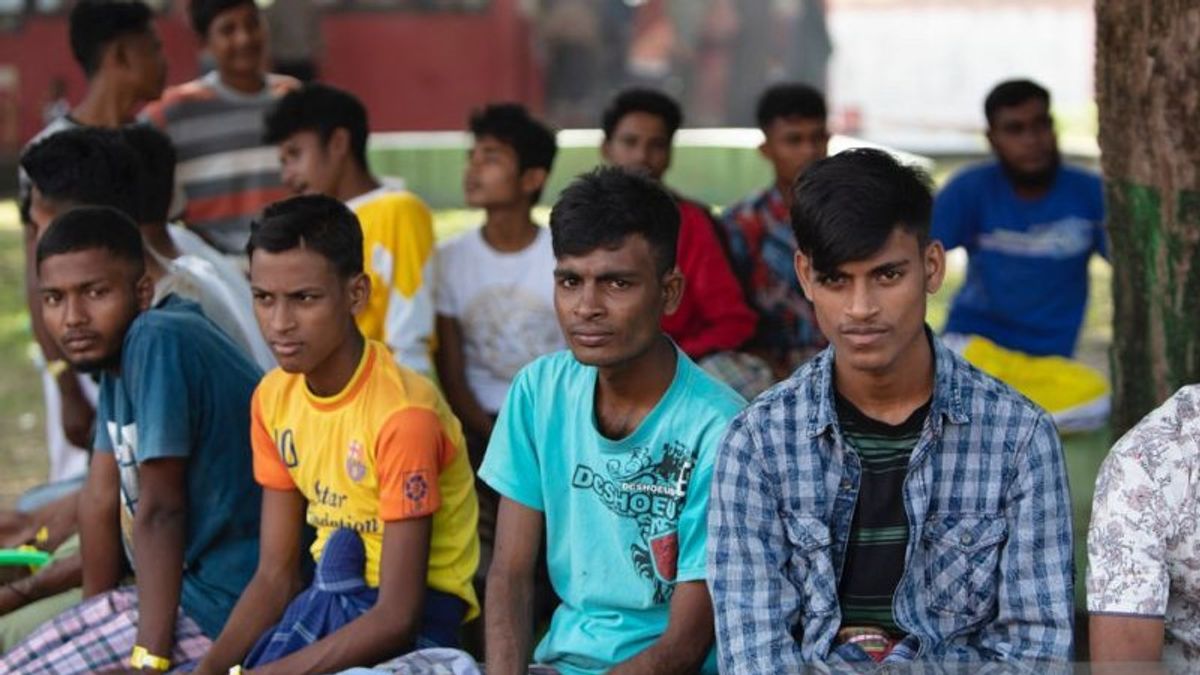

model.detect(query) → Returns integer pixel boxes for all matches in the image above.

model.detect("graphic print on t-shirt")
[570,439,699,603]
[461,286,562,382]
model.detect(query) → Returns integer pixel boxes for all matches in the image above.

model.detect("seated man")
[1088,386,1200,667]
[141,0,297,256]
[933,79,1109,432]
[483,167,745,674]
[265,82,437,377]
[1,206,262,673]
[600,88,763,398]
[196,195,479,674]
[720,83,830,378]
[435,104,563,593]
[708,149,1074,669]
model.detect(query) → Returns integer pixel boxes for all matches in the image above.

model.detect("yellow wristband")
[130,645,171,672]
[228,666,244,675]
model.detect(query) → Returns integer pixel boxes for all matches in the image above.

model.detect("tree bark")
[1097,0,1200,436]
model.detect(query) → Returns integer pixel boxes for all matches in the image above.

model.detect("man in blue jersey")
[933,79,1108,431]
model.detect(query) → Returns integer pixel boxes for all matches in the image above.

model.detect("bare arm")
[255,517,434,675]
[609,581,714,675]
[131,458,189,658]
[79,452,123,597]
[1090,615,1164,664]
[0,554,82,615]
[485,497,544,675]
[195,488,308,675]
[434,314,495,439]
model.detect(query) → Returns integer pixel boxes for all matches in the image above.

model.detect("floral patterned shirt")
[1088,385,1200,664]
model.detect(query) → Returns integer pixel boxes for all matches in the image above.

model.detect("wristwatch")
[129,645,171,672]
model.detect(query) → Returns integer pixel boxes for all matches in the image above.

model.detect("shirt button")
[960,532,975,546]
[840,479,852,491]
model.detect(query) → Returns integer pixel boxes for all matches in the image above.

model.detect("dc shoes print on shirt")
[570,439,699,603]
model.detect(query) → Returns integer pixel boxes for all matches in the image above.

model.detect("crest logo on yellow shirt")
[402,470,431,516]
[346,440,367,482]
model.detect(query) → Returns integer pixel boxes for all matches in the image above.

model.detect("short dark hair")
[756,83,827,130]
[264,83,370,169]
[121,125,176,224]
[247,195,364,278]
[69,0,154,78]
[550,167,680,276]
[36,206,145,276]
[21,127,140,219]
[601,88,683,140]
[189,0,256,38]
[984,79,1051,125]
[791,148,933,275]
[468,103,557,202]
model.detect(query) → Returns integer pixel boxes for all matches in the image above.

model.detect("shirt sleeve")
[433,241,459,318]
[478,366,544,511]
[670,204,757,358]
[375,407,453,521]
[92,379,114,454]
[250,386,296,490]
[121,323,194,462]
[1087,395,1185,618]
[708,415,806,672]
[972,413,1075,661]
[930,174,976,251]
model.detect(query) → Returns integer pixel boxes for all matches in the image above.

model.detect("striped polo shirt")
[143,71,298,254]
[836,391,931,635]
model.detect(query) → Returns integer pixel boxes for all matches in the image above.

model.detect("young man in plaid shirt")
[708,149,1074,669]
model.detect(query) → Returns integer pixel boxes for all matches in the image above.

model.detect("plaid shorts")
[0,585,211,674]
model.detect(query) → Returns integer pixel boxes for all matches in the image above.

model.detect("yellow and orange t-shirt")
[250,340,479,618]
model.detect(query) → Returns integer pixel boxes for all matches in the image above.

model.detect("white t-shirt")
[434,226,564,413]
[150,248,275,372]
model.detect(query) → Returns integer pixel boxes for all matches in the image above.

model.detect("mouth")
[570,331,614,348]
[270,341,304,358]
[61,333,100,352]
[840,327,888,348]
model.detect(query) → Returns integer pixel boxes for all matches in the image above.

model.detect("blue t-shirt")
[479,348,745,675]
[932,162,1106,357]
[94,295,263,638]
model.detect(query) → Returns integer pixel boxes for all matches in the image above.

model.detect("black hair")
[984,79,1051,125]
[121,125,176,224]
[601,88,683,140]
[247,194,364,278]
[20,127,140,220]
[755,82,827,130]
[264,83,370,169]
[189,0,256,38]
[468,103,557,202]
[791,148,933,275]
[69,0,154,78]
[550,166,680,276]
[36,206,145,276]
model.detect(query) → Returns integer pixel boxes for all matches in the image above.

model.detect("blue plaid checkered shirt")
[707,334,1074,671]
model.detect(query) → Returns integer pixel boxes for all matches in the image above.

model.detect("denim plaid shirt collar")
[708,331,1075,671]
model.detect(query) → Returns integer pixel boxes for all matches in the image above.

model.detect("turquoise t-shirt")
[94,295,263,638]
[479,348,745,674]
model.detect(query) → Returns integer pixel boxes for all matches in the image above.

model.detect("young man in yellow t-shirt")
[265,83,437,378]
[195,195,478,675]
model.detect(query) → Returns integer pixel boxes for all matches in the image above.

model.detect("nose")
[846,280,879,321]
[268,301,296,335]
[63,294,88,328]
[572,281,604,321]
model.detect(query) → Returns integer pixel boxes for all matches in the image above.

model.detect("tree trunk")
[1097,0,1200,436]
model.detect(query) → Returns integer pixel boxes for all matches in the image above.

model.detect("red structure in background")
[0,0,541,153]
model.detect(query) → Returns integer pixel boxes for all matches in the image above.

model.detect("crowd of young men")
[0,0,1194,672]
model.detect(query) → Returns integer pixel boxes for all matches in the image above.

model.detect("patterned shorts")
[0,585,211,674]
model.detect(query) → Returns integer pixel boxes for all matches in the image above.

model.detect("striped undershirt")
[836,392,931,636]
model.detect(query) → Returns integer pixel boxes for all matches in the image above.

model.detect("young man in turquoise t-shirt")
[480,167,746,675]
